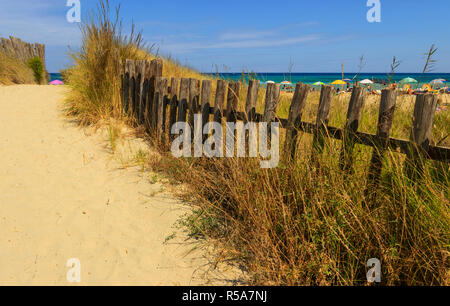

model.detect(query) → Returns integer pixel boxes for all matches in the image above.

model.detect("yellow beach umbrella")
[331,80,346,85]
[422,84,432,91]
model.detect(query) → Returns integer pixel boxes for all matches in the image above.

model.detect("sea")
[50,72,450,89]
[208,73,450,90]
[49,73,63,82]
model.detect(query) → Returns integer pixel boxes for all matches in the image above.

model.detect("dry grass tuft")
[0,51,36,85]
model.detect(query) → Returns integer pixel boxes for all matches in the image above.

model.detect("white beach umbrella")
[430,79,445,87]
[360,79,373,85]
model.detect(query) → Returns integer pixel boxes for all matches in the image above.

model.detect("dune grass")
[64,0,214,126]
[149,141,448,285]
[0,51,36,85]
[26,57,45,84]
[65,0,449,285]
[147,90,449,285]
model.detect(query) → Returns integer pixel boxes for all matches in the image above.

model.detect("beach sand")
[0,85,242,285]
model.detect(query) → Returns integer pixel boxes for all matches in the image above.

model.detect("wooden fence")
[121,59,449,185]
[0,36,47,83]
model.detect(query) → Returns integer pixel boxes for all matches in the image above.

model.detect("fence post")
[128,60,136,118]
[339,86,366,172]
[178,78,190,126]
[226,81,240,123]
[213,80,227,123]
[312,85,333,154]
[201,80,212,142]
[122,60,132,114]
[263,83,281,123]
[367,89,397,187]
[133,60,143,122]
[150,59,163,131]
[138,60,149,125]
[263,82,281,148]
[284,82,310,159]
[245,80,259,122]
[168,77,180,142]
[188,78,201,135]
[155,77,168,143]
[405,93,438,180]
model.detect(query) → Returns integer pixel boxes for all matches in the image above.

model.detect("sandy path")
[0,85,241,286]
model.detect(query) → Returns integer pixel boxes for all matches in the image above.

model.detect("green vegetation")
[26,57,44,84]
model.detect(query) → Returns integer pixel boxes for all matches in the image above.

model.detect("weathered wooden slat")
[188,78,201,132]
[137,60,147,124]
[226,82,240,123]
[201,80,212,141]
[312,85,333,154]
[122,61,131,114]
[284,82,310,158]
[150,58,163,77]
[262,82,281,146]
[178,78,190,125]
[367,89,398,186]
[405,93,439,179]
[133,60,143,121]
[155,77,169,142]
[339,86,366,172]
[139,60,151,124]
[146,59,163,131]
[263,83,281,122]
[168,78,180,141]
[128,60,136,118]
[245,80,259,122]
[213,80,227,123]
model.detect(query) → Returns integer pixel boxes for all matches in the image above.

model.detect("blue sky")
[1,0,449,73]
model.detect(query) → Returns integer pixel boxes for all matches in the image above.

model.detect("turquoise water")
[49,73,63,82]
[50,72,449,89]
[206,72,450,90]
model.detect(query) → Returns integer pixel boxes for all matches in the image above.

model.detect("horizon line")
[201,72,450,74]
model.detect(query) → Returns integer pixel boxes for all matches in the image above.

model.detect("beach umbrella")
[360,79,373,85]
[331,80,346,85]
[343,79,352,82]
[400,77,417,84]
[430,79,445,87]
[422,84,432,91]
[265,80,275,84]
[49,80,64,85]
[280,81,292,84]
[313,81,325,86]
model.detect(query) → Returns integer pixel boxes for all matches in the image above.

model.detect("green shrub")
[26,57,44,84]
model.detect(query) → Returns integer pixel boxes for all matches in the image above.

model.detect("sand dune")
[0,85,242,286]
